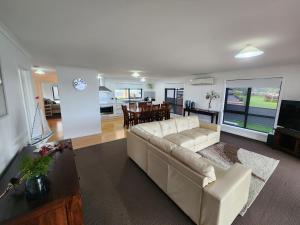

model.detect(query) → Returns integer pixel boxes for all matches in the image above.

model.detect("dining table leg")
[134,113,139,125]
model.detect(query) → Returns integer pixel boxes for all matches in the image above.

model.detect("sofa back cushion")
[188,116,200,129]
[149,136,177,154]
[131,125,153,141]
[159,119,178,136]
[171,147,216,184]
[175,117,190,132]
[138,121,163,137]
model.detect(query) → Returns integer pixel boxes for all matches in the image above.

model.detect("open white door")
[18,68,36,142]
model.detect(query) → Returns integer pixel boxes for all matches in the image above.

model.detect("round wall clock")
[73,78,87,91]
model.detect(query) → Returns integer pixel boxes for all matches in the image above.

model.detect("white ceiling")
[0,0,299,77]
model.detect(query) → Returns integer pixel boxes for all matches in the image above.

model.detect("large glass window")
[115,88,142,100]
[115,89,129,100]
[129,89,142,99]
[223,79,282,133]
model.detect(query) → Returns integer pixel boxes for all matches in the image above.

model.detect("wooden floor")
[48,116,127,150]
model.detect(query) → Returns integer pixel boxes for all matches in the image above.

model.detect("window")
[115,88,142,100]
[129,89,142,99]
[115,89,129,100]
[223,78,282,133]
[52,85,60,100]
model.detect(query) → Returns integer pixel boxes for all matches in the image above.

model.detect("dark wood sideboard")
[0,140,83,225]
[274,127,300,157]
[183,108,219,124]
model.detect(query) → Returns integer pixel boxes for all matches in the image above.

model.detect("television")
[278,100,300,131]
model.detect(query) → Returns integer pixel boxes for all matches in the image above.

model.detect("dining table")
[128,106,142,125]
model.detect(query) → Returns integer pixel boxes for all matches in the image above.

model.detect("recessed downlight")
[140,77,146,82]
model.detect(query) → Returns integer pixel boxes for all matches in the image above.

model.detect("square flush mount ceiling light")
[235,45,264,59]
[131,72,140,78]
[34,68,45,75]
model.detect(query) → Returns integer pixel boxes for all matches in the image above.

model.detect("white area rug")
[198,142,279,216]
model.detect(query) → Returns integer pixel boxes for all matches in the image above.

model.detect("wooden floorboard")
[47,116,127,150]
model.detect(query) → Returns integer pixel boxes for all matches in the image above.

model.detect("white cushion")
[192,127,219,139]
[138,121,163,137]
[180,129,208,145]
[131,126,152,141]
[175,117,190,132]
[164,133,195,148]
[159,119,178,136]
[171,147,216,183]
[149,136,177,154]
[188,116,200,129]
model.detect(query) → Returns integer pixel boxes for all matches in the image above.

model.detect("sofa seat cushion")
[159,119,178,136]
[164,133,195,148]
[137,121,163,137]
[191,127,219,139]
[131,126,153,141]
[175,117,190,132]
[171,147,216,183]
[149,136,177,154]
[179,129,208,145]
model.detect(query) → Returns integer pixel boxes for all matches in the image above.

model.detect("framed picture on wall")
[0,64,7,117]
[52,85,60,100]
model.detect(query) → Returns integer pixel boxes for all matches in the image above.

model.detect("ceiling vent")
[190,77,214,85]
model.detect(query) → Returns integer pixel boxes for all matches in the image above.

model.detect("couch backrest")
[187,116,200,129]
[136,121,164,137]
[171,146,216,186]
[175,117,190,132]
[159,119,177,136]
[132,116,200,138]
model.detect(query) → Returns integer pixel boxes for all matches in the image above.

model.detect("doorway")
[164,88,184,115]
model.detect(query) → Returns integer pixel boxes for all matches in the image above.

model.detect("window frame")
[223,86,281,133]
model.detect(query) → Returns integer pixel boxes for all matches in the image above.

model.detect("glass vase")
[25,175,49,200]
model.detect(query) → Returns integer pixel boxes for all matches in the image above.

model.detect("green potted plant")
[20,152,52,200]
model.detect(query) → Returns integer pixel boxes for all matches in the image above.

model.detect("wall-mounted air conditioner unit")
[190,77,214,85]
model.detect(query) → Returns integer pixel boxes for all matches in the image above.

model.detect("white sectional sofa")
[127,116,251,225]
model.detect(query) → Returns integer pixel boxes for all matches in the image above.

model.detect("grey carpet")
[74,132,300,225]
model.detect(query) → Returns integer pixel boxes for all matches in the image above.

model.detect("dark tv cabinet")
[274,127,300,157]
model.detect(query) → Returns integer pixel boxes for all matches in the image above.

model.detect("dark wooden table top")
[0,140,80,224]
[184,107,219,114]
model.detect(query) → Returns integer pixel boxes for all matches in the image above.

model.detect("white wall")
[0,23,32,174]
[57,66,101,139]
[183,64,300,141]
[153,79,185,104]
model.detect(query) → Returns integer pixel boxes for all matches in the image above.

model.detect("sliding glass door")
[223,88,248,128]
[165,88,184,115]
[223,79,282,133]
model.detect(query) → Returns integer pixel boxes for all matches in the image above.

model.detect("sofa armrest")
[200,163,251,225]
[199,121,221,132]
